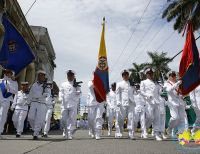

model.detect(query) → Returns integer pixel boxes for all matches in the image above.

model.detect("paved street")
[0,130,199,154]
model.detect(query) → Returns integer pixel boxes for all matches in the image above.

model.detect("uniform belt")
[32,101,46,104]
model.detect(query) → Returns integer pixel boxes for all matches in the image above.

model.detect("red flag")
[179,22,200,95]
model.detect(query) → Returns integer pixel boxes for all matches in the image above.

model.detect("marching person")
[190,85,200,135]
[28,70,51,140]
[42,81,55,138]
[0,69,18,138]
[11,82,30,138]
[106,82,117,136]
[59,70,81,140]
[163,71,188,137]
[134,84,147,139]
[87,80,105,140]
[115,70,135,140]
[140,67,163,141]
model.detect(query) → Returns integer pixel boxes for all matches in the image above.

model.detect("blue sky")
[18,0,200,105]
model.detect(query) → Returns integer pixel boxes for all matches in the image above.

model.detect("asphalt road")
[0,130,199,154]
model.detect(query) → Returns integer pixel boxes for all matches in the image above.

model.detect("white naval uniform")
[28,82,51,137]
[115,80,135,138]
[140,79,161,136]
[11,91,29,135]
[0,77,18,134]
[163,80,187,134]
[87,81,105,138]
[190,85,200,132]
[159,96,167,134]
[59,80,81,138]
[134,90,147,136]
[106,90,117,132]
[43,95,55,135]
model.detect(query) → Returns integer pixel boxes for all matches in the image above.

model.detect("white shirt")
[116,80,135,107]
[46,95,55,109]
[59,80,81,109]
[11,91,29,111]
[140,79,160,105]
[87,81,99,106]
[107,90,117,109]
[29,82,51,104]
[0,76,18,102]
[190,85,200,109]
[163,80,185,107]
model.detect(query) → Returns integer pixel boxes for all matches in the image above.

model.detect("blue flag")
[0,15,35,74]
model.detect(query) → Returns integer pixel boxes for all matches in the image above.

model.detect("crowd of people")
[0,67,199,141]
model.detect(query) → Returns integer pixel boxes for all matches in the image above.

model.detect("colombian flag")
[93,17,109,103]
[179,21,200,95]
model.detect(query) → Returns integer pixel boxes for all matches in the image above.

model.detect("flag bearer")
[140,67,163,141]
[106,82,117,136]
[163,71,188,137]
[0,69,18,138]
[59,70,81,140]
[115,70,135,140]
[28,70,51,140]
[87,80,105,140]
[11,82,30,137]
[42,81,55,138]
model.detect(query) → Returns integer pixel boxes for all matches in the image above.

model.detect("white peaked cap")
[37,70,46,75]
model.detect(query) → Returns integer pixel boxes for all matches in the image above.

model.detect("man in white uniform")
[0,69,18,138]
[87,80,105,140]
[115,70,135,139]
[106,82,117,136]
[59,70,81,140]
[134,84,147,139]
[190,85,200,134]
[11,82,29,137]
[163,71,188,137]
[42,81,55,138]
[28,70,51,140]
[140,68,163,141]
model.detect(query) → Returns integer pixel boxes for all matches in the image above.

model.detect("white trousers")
[12,109,28,135]
[135,108,146,134]
[192,107,200,132]
[60,107,77,134]
[88,103,104,135]
[168,105,187,133]
[107,108,116,130]
[28,102,47,136]
[145,104,160,133]
[0,101,10,133]
[115,105,135,135]
[43,108,53,134]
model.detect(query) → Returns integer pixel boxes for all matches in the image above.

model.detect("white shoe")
[151,131,155,137]
[162,134,167,139]
[108,130,111,136]
[68,132,73,140]
[129,131,135,140]
[141,133,148,139]
[155,135,163,141]
[63,129,66,137]
[115,133,122,138]
[95,134,101,140]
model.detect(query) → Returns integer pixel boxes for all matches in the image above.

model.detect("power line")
[110,0,152,74]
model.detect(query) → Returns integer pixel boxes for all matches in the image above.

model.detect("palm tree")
[129,63,149,83]
[162,0,200,33]
[147,52,172,82]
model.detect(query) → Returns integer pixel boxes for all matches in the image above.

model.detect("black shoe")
[33,136,38,140]
[43,134,48,138]
[16,134,21,138]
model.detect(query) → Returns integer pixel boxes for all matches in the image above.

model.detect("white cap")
[21,81,29,85]
[3,68,15,76]
[37,70,46,75]
[47,81,53,84]
[144,68,155,74]
[66,70,75,75]
[121,69,129,75]
[167,70,176,77]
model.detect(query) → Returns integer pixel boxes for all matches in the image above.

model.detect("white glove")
[176,80,182,86]
[185,105,191,110]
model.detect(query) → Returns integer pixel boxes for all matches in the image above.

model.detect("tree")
[147,51,171,82]
[129,63,149,83]
[162,0,200,33]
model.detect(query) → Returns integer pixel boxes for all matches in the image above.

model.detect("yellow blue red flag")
[93,17,109,103]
